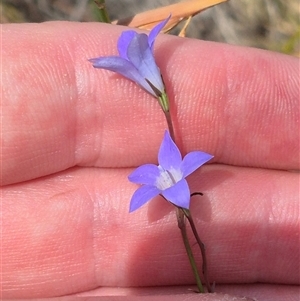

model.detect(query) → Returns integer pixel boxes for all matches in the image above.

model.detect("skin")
[1,22,299,301]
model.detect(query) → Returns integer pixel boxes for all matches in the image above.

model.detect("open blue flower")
[128,131,213,212]
[89,16,170,98]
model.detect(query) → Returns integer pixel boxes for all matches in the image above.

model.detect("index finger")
[2,22,299,185]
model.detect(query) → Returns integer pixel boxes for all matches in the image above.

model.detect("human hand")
[2,22,299,301]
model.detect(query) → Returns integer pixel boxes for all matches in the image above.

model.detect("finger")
[216,283,300,301]
[2,22,299,185]
[5,285,298,301]
[2,165,299,298]
[77,284,299,301]
[8,291,256,301]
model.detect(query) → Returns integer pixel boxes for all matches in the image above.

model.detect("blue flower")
[89,16,171,98]
[128,131,213,212]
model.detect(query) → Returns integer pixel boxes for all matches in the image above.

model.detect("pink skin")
[1,22,299,301]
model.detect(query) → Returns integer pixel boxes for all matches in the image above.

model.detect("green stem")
[158,91,170,112]
[163,110,175,142]
[157,92,174,140]
[176,208,204,293]
[94,0,111,23]
[182,209,212,293]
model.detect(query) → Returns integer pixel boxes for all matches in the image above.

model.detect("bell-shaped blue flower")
[89,16,171,97]
[128,131,213,212]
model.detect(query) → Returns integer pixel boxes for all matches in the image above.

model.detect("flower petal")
[117,30,136,59]
[161,179,190,209]
[181,151,214,178]
[89,56,155,96]
[129,185,160,212]
[158,131,182,171]
[127,34,164,94]
[128,164,160,185]
[148,15,171,50]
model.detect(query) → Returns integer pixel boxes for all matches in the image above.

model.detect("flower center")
[156,166,182,190]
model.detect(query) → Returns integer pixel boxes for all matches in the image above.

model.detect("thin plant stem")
[157,92,174,140]
[94,0,111,23]
[163,110,175,142]
[176,208,204,293]
[182,208,212,293]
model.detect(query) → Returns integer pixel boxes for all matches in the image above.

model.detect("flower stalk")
[182,207,213,293]
[176,207,204,293]
[162,109,175,144]
[158,91,170,112]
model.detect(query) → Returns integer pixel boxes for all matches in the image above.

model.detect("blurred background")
[1,0,299,55]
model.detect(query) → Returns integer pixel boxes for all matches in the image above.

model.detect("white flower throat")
[156,166,183,190]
